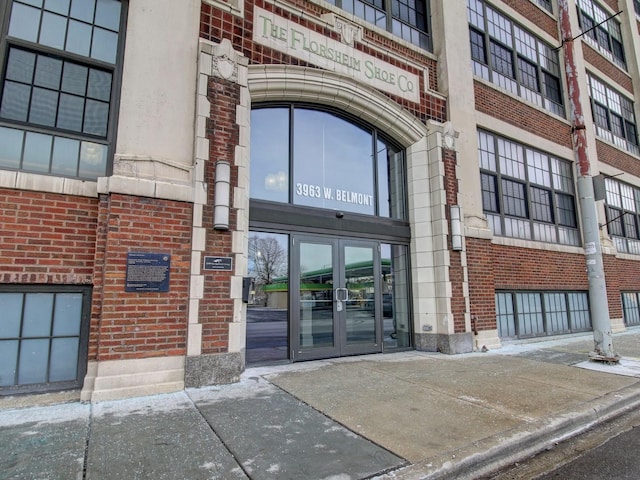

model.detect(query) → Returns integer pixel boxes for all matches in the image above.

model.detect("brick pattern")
[465,238,497,331]
[500,0,559,39]
[583,44,633,94]
[200,0,446,123]
[596,140,640,177]
[197,76,242,354]
[443,149,466,333]
[603,255,640,320]
[474,81,573,149]
[0,188,97,284]
[466,238,592,331]
[91,194,192,362]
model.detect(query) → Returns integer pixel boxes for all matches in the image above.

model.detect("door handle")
[335,288,349,302]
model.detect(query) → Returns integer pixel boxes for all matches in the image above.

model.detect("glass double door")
[292,235,383,361]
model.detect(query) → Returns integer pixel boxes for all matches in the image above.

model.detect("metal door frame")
[290,234,383,361]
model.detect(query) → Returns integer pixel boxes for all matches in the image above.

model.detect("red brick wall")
[91,194,192,361]
[0,189,97,284]
[499,0,559,38]
[596,140,640,178]
[443,149,466,332]
[474,82,573,149]
[604,255,640,320]
[200,0,446,124]
[196,76,241,355]
[465,234,640,331]
[466,238,497,331]
[583,44,633,94]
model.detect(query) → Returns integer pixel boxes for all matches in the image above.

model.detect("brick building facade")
[1,0,640,400]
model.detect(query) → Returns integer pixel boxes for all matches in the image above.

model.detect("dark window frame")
[250,102,411,242]
[325,0,432,51]
[0,284,92,395]
[496,290,592,339]
[478,129,580,246]
[622,292,640,326]
[604,177,640,254]
[0,0,128,180]
[468,0,564,116]
[576,0,626,69]
[588,74,639,155]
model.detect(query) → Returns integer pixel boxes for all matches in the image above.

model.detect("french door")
[291,235,383,361]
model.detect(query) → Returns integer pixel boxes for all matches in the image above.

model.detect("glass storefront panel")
[249,108,289,203]
[382,243,411,349]
[293,109,375,215]
[250,105,407,220]
[246,231,289,364]
[299,241,335,349]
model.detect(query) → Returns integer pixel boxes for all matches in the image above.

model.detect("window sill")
[0,169,98,197]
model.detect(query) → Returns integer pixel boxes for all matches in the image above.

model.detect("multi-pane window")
[0,286,90,394]
[604,177,640,254]
[496,291,591,339]
[534,0,552,12]
[478,130,580,246]
[324,0,431,51]
[622,292,640,326]
[0,0,126,180]
[587,75,639,156]
[577,0,626,69]
[468,0,564,116]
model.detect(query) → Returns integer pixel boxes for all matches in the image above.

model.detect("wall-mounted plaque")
[125,252,171,292]
[203,256,233,271]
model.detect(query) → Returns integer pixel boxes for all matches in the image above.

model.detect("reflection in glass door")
[293,236,382,361]
[298,241,335,351]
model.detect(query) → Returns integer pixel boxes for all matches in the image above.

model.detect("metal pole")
[557,0,618,362]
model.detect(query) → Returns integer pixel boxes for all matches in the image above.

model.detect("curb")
[373,382,640,480]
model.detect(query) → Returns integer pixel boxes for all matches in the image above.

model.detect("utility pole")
[557,0,619,362]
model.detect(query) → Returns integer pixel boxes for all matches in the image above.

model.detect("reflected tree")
[248,236,287,286]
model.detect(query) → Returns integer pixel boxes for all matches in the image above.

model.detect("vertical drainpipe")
[557,0,618,362]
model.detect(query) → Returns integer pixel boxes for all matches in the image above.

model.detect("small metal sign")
[125,252,171,292]
[203,256,233,271]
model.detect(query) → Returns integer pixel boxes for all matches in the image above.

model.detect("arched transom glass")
[250,105,406,220]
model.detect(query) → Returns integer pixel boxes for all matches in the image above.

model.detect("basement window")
[496,291,592,339]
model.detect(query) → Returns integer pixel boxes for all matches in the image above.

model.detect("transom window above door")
[250,105,407,220]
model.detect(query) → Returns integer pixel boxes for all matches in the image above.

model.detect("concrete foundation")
[414,332,474,354]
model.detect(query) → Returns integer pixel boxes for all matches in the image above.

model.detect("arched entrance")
[245,75,425,363]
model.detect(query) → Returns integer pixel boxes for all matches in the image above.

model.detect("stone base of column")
[414,332,474,354]
[184,351,245,387]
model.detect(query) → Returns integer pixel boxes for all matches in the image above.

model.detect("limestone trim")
[248,65,426,147]
[81,356,185,402]
[188,39,251,359]
[0,170,98,197]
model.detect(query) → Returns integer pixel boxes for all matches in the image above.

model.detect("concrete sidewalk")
[2,329,640,480]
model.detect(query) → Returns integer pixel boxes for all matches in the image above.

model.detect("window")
[604,177,640,254]
[250,105,407,220]
[0,286,91,394]
[496,291,591,339]
[325,0,431,51]
[587,74,639,156]
[0,0,126,180]
[635,0,640,17]
[534,0,552,12]
[478,130,580,246]
[468,0,564,116]
[622,292,640,326]
[577,0,626,69]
